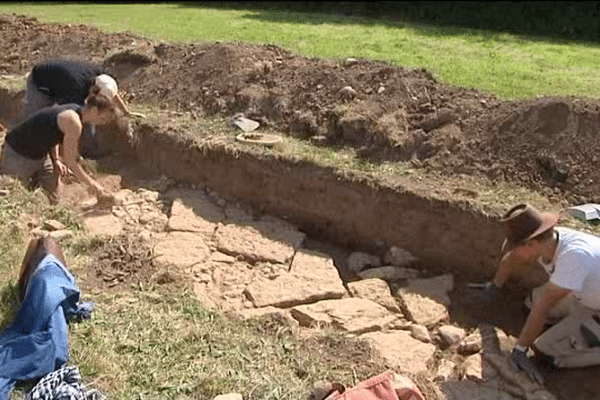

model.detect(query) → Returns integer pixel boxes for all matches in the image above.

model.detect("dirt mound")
[2,14,600,203]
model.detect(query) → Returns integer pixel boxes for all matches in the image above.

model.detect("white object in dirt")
[230,115,260,132]
[235,132,282,147]
[567,204,600,221]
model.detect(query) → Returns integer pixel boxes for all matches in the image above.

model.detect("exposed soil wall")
[129,123,513,282]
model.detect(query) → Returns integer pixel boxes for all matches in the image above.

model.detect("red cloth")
[324,372,425,400]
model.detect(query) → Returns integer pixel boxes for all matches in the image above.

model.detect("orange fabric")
[324,372,425,400]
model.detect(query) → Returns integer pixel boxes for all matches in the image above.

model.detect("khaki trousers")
[527,283,600,368]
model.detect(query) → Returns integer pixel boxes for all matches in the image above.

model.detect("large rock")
[244,250,346,308]
[398,289,449,327]
[153,232,211,268]
[357,266,419,282]
[166,189,224,239]
[347,252,380,275]
[291,298,398,334]
[347,279,401,313]
[404,274,454,306]
[83,211,123,237]
[215,216,305,264]
[361,330,436,375]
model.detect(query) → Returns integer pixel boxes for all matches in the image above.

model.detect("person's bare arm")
[112,93,130,115]
[57,110,108,197]
[492,249,532,288]
[517,282,571,347]
[113,93,145,118]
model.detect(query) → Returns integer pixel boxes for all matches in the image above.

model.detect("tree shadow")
[174,3,600,49]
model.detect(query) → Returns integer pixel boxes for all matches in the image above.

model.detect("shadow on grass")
[0,281,19,332]
[175,3,600,49]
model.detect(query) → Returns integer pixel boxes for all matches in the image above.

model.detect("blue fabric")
[0,255,83,400]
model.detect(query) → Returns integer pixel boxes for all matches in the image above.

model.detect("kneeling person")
[486,203,600,383]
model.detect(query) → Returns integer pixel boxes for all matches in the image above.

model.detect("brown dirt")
[2,14,600,204]
[2,13,600,400]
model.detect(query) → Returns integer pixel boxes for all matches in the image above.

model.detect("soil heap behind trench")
[0,13,599,400]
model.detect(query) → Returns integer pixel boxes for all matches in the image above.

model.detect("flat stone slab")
[215,216,305,264]
[245,250,346,308]
[347,278,401,313]
[83,212,123,237]
[361,330,436,375]
[405,274,454,306]
[166,189,224,239]
[153,232,211,268]
[398,289,449,328]
[290,297,397,334]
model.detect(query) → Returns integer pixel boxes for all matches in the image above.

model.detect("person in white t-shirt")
[483,203,600,384]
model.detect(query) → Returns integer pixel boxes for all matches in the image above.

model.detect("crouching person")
[483,203,600,384]
[0,91,119,204]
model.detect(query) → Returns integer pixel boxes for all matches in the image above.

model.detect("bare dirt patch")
[2,14,600,204]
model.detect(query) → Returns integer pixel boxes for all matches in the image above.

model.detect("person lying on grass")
[24,58,144,159]
[482,203,600,385]
[1,90,120,205]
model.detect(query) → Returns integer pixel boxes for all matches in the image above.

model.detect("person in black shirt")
[2,90,120,204]
[25,59,137,158]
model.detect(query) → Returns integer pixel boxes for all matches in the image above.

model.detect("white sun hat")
[95,74,118,98]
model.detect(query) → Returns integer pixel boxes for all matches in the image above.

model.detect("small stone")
[377,86,385,94]
[49,230,73,240]
[462,354,484,382]
[438,325,467,347]
[347,252,381,275]
[309,135,328,146]
[339,86,357,99]
[358,266,419,281]
[410,324,431,343]
[343,57,358,67]
[0,189,9,196]
[458,331,483,355]
[434,359,457,382]
[30,228,48,238]
[213,394,243,400]
[384,246,418,267]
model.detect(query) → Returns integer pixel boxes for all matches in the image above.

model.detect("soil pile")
[2,14,600,203]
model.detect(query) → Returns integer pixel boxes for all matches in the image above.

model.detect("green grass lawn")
[2,3,600,99]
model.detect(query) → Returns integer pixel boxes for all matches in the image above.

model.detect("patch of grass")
[1,4,600,99]
[70,288,386,400]
[0,174,388,400]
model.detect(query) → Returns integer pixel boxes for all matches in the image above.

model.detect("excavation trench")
[2,87,597,400]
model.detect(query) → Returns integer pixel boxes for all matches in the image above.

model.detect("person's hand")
[511,347,545,385]
[54,159,72,177]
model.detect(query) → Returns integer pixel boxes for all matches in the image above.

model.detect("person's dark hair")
[530,228,555,243]
[18,236,66,302]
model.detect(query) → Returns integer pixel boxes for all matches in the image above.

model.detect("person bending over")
[25,58,139,158]
[1,91,120,204]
